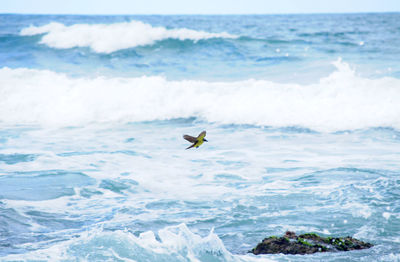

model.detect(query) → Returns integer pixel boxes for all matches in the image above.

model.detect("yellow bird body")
[183,131,208,149]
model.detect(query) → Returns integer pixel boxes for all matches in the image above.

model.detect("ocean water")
[0,13,400,261]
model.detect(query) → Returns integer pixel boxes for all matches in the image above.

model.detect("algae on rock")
[251,231,373,255]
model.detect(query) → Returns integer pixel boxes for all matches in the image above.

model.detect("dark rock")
[251,231,373,255]
[284,231,297,239]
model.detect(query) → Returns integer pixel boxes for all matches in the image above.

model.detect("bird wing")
[183,135,197,143]
[197,131,206,139]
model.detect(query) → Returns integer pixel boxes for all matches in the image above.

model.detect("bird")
[183,131,208,150]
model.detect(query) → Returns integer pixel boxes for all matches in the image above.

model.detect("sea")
[0,13,400,261]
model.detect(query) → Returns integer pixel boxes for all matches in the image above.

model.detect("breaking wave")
[2,224,265,261]
[20,21,238,53]
[0,59,399,132]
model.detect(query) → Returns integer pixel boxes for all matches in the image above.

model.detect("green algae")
[251,231,373,255]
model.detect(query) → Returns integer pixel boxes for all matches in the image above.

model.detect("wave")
[20,21,238,53]
[0,59,399,132]
[2,223,264,261]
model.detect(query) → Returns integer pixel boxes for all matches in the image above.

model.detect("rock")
[251,231,373,255]
[284,231,297,239]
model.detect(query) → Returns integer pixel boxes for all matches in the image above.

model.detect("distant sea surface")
[0,13,400,261]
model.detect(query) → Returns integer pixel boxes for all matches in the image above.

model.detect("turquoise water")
[1,14,400,261]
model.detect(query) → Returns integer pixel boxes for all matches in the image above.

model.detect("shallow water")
[1,13,400,261]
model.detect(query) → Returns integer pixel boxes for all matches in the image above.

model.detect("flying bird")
[183,131,208,149]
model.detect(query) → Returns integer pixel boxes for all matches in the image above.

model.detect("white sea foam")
[377,254,400,262]
[20,21,237,53]
[1,59,399,131]
[2,224,268,261]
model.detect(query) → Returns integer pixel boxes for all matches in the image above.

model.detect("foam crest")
[3,224,263,261]
[20,21,237,53]
[1,59,400,131]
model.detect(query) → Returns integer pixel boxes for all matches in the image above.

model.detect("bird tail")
[186,144,195,150]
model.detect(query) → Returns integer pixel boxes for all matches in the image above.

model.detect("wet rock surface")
[251,231,373,255]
